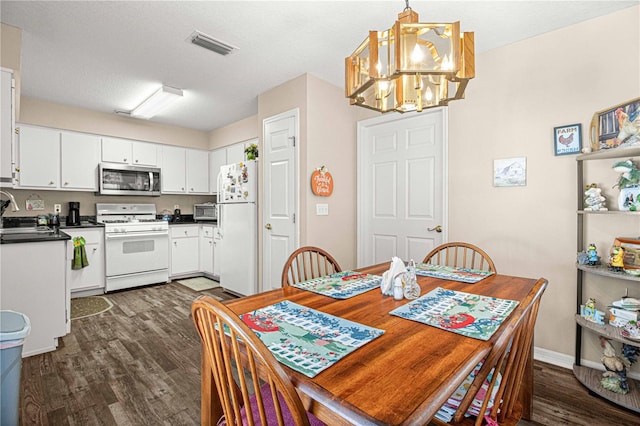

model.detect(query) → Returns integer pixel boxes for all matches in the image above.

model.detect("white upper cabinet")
[15,125,60,189]
[101,137,159,166]
[60,132,100,190]
[131,141,159,166]
[226,142,246,164]
[209,148,226,194]
[1,69,14,187]
[161,145,186,193]
[186,148,209,194]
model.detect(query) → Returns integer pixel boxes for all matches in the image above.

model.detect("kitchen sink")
[0,226,53,235]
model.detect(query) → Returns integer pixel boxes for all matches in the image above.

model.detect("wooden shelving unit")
[575,147,640,414]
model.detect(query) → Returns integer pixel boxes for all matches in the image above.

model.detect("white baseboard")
[534,346,640,380]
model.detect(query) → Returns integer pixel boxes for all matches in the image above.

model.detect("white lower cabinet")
[65,228,105,296]
[200,224,215,275]
[170,225,200,276]
[213,227,221,277]
[0,240,68,356]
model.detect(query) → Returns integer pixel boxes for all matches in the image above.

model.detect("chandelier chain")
[404,0,411,11]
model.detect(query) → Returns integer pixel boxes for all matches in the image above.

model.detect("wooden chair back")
[431,278,548,426]
[281,246,342,287]
[422,242,497,272]
[192,296,313,426]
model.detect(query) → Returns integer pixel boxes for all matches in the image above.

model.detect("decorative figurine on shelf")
[599,336,640,394]
[587,243,599,266]
[612,160,640,211]
[577,251,589,265]
[583,183,608,211]
[610,246,625,272]
[581,298,605,325]
[612,160,640,189]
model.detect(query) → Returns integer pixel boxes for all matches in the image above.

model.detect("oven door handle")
[105,232,168,240]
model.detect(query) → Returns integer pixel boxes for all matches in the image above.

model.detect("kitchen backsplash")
[0,189,216,217]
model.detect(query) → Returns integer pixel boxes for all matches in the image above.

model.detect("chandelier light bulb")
[425,86,433,102]
[441,54,452,70]
[411,44,424,64]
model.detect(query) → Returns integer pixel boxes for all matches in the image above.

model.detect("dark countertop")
[0,229,71,244]
[59,221,104,229]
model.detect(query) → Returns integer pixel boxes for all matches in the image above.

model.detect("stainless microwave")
[98,163,161,196]
[194,203,217,221]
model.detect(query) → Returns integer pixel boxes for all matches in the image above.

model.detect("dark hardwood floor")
[18,282,640,425]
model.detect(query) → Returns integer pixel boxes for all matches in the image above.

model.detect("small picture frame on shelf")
[590,97,640,151]
[554,123,582,156]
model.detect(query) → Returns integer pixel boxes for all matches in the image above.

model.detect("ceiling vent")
[189,30,238,56]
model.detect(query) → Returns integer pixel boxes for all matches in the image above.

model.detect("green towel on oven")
[72,236,89,270]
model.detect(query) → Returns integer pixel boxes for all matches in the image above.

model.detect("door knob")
[265,223,272,230]
[428,225,443,233]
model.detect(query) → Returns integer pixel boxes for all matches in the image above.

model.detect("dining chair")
[192,296,325,426]
[281,246,342,286]
[422,242,497,273]
[431,278,548,426]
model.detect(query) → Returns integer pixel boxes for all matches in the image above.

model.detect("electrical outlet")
[174,204,180,210]
[54,204,61,213]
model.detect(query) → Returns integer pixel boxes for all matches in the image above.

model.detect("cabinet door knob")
[64,182,69,186]
[123,158,127,162]
[265,223,272,230]
[49,180,55,185]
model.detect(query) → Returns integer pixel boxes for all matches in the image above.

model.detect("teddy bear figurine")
[584,183,608,211]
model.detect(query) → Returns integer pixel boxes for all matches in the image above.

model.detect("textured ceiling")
[1,1,636,132]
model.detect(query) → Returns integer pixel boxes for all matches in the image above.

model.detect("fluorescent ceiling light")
[189,30,237,56]
[131,85,183,119]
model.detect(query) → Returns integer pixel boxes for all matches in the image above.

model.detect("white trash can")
[1,310,31,426]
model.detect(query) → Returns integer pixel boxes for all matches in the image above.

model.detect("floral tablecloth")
[241,300,384,377]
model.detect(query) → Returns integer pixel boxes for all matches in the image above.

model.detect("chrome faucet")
[0,190,20,217]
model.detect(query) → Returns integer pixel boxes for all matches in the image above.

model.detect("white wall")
[448,6,640,366]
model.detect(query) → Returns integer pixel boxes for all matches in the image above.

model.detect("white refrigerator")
[217,160,257,295]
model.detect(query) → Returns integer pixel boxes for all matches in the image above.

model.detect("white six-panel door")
[358,109,447,266]
[262,109,299,291]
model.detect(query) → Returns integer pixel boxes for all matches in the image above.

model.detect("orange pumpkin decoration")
[311,167,333,197]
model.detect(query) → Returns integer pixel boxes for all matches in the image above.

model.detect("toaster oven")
[194,203,217,221]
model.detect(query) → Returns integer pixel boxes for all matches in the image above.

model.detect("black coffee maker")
[66,202,81,226]
[172,208,182,222]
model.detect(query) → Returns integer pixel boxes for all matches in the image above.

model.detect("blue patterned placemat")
[241,300,384,377]
[415,264,495,283]
[290,270,382,299]
[390,287,518,341]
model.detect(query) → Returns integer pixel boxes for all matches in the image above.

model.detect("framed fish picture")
[554,123,582,156]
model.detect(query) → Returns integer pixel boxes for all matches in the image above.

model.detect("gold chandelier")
[345,0,475,113]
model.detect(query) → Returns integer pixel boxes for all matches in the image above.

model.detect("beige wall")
[448,6,640,366]
[305,75,358,269]
[208,114,259,150]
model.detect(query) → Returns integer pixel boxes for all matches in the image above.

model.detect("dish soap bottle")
[404,259,420,300]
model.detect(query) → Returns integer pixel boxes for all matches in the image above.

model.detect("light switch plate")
[54,204,61,213]
[316,203,329,216]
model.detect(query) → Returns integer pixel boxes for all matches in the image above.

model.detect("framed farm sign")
[554,123,582,156]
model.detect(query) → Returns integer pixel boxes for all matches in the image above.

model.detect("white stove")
[97,203,169,292]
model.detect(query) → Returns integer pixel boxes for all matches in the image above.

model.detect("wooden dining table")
[200,263,544,425]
